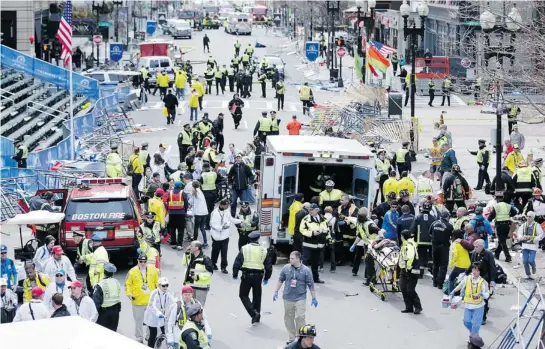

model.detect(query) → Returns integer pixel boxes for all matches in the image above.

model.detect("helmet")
[399,189,410,198]
[534,188,543,195]
[451,164,461,172]
[325,180,335,187]
[422,201,432,211]
[298,324,317,338]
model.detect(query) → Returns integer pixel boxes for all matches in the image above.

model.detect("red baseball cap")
[52,245,63,255]
[181,286,194,294]
[69,280,83,288]
[155,189,165,196]
[31,287,45,297]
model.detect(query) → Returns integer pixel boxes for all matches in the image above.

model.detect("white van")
[258,135,377,246]
[172,20,193,39]
[137,56,175,86]
[227,13,252,35]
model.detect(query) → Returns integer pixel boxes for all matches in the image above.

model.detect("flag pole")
[69,60,74,161]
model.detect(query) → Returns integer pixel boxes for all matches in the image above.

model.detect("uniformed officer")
[244,43,254,57]
[12,142,28,168]
[93,263,122,331]
[409,201,437,278]
[300,204,330,283]
[73,230,92,273]
[350,207,379,285]
[428,79,435,107]
[204,67,214,94]
[241,52,250,69]
[81,233,109,295]
[398,229,422,314]
[235,202,259,250]
[232,231,273,324]
[393,141,411,174]
[200,163,218,228]
[180,303,209,349]
[105,144,123,178]
[206,56,216,69]
[140,142,151,170]
[440,76,451,107]
[508,104,521,134]
[270,111,281,135]
[254,111,272,143]
[299,82,313,115]
[242,69,252,98]
[258,70,267,98]
[429,210,453,289]
[319,180,344,210]
[487,194,517,263]
[215,66,225,95]
[375,149,392,203]
[140,66,151,93]
[513,161,538,211]
[178,124,194,163]
[234,40,241,56]
[227,65,236,92]
[275,78,286,111]
[475,139,491,190]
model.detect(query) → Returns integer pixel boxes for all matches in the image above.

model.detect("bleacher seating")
[0,67,89,154]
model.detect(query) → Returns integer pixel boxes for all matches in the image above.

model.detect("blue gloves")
[263,280,268,286]
[168,342,176,348]
[311,298,318,307]
[273,291,278,302]
[158,314,165,319]
[337,221,346,226]
[349,245,356,253]
[208,334,213,340]
[233,275,238,280]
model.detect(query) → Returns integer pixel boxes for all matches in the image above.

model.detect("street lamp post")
[92,1,107,65]
[113,1,123,42]
[327,1,340,82]
[480,5,522,196]
[400,0,429,162]
[355,0,376,84]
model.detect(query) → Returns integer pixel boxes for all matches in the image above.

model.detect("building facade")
[1,2,35,54]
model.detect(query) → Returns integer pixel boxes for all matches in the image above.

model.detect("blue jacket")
[440,149,457,172]
[1,258,17,288]
[383,211,400,240]
[470,215,493,249]
[168,188,189,215]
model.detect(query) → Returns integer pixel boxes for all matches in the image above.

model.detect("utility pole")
[113,1,123,42]
[92,1,106,65]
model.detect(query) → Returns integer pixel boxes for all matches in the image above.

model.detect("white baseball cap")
[0,278,7,286]
[158,277,169,286]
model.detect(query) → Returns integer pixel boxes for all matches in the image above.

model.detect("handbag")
[162,106,169,117]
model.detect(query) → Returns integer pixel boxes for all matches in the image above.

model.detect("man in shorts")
[429,137,442,181]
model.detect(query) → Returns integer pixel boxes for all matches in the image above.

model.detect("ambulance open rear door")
[352,166,371,208]
[276,162,298,242]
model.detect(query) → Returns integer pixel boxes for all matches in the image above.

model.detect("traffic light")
[337,38,345,47]
[41,20,49,43]
[43,43,49,51]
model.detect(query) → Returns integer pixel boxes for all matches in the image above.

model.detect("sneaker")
[202,243,209,248]
[526,276,535,281]
[176,246,183,251]
[532,265,537,274]
[171,245,178,250]
[213,264,219,270]
[221,268,228,274]
[413,308,423,315]
[401,309,412,313]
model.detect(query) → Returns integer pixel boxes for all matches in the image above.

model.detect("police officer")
[475,139,491,190]
[275,78,286,111]
[228,65,236,92]
[350,207,379,285]
[429,211,453,289]
[409,200,437,278]
[254,111,272,143]
[140,142,151,170]
[178,124,194,163]
[180,303,209,349]
[508,104,521,134]
[200,163,218,229]
[487,194,517,263]
[231,55,240,72]
[232,231,273,324]
[204,67,214,95]
[140,66,151,93]
[183,241,214,306]
[319,180,343,210]
[398,229,422,314]
[375,149,392,203]
[105,144,123,178]
[300,204,329,283]
[393,141,411,174]
[270,111,281,135]
[29,191,56,243]
[236,202,259,250]
[206,55,216,69]
[391,52,399,76]
[258,70,267,98]
[158,70,171,100]
[513,161,538,212]
[428,79,435,107]
[234,40,241,56]
[80,233,109,295]
[242,69,252,98]
[93,263,122,331]
[245,43,254,57]
[241,52,250,69]
[440,76,451,107]
[73,230,92,273]
[12,142,28,168]
[214,66,224,95]
[299,82,313,115]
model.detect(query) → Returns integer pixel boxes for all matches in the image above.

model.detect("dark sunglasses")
[138,260,147,263]
[55,274,64,277]
[161,284,169,287]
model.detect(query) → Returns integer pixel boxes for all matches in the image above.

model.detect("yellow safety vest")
[139,150,149,167]
[271,119,279,132]
[141,68,149,79]
[84,245,109,286]
[356,221,377,245]
[201,172,217,191]
[77,238,92,259]
[430,146,442,166]
[241,243,267,270]
[183,255,212,289]
[235,42,241,48]
[508,106,519,120]
[494,202,511,222]
[375,158,390,173]
[180,131,193,145]
[227,68,234,76]
[463,276,485,305]
[19,145,29,159]
[276,82,285,94]
[242,55,250,62]
[453,217,469,230]
[299,86,311,100]
[258,118,272,132]
[246,47,254,55]
[522,222,538,239]
[396,148,409,164]
[239,213,257,232]
[215,70,223,78]
[476,147,490,164]
[180,321,210,349]
[169,191,185,210]
[443,79,451,89]
[417,180,433,196]
[198,122,212,135]
[516,167,533,192]
[399,239,418,270]
[98,277,121,308]
[319,189,343,204]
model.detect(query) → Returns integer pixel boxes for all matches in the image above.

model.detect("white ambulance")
[258,135,378,247]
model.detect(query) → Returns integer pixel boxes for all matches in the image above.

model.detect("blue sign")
[146,21,157,35]
[305,41,320,62]
[0,45,99,100]
[109,43,123,62]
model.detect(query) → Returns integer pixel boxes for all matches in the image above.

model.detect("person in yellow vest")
[375,149,392,203]
[429,137,442,181]
[382,171,398,202]
[440,76,452,107]
[287,194,305,238]
[319,180,344,209]
[93,263,122,331]
[507,104,521,134]
[241,53,250,69]
[232,231,273,324]
[504,144,524,174]
[200,163,218,229]
[275,78,286,111]
[139,211,162,250]
[175,70,188,99]
[258,70,267,98]
[404,73,418,107]
[215,65,225,95]
[22,263,50,303]
[12,142,28,168]
[180,303,210,349]
[244,43,254,56]
[224,19,229,31]
[349,207,380,285]
[234,40,241,55]
[149,189,166,228]
[270,111,281,135]
[178,123,194,163]
[129,147,144,196]
[126,254,160,343]
[183,241,214,306]
[105,145,123,178]
[319,38,326,58]
[158,70,171,100]
[517,211,545,280]
[72,230,92,276]
[202,142,218,167]
[191,78,205,111]
[204,67,215,95]
[80,233,109,295]
[299,82,313,115]
[450,263,490,340]
[398,229,422,314]
[138,234,160,269]
[140,67,151,93]
[396,171,415,199]
[513,160,538,212]
[474,139,491,190]
[393,141,411,174]
[532,158,543,190]
[414,171,435,205]
[227,65,236,92]
[253,111,272,143]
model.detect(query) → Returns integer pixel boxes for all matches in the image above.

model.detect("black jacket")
[163,94,179,109]
[466,249,496,283]
[203,36,210,44]
[286,340,321,349]
[409,211,437,244]
[396,213,415,240]
[51,304,71,318]
[429,218,454,245]
[491,171,516,194]
[183,251,214,285]
[232,243,273,280]
[212,118,224,136]
[442,174,470,201]
[228,162,254,190]
[372,202,390,228]
[397,200,415,216]
[294,208,309,239]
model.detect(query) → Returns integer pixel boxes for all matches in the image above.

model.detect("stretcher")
[368,239,401,301]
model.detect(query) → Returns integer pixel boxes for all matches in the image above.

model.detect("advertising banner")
[109,42,123,62]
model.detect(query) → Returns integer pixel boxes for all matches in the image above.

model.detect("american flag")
[372,40,397,57]
[56,0,73,68]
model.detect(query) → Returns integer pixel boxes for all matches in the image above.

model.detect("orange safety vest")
[169,191,185,210]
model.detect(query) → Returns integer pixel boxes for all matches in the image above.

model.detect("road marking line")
[202,101,208,108]
[244,101,250,109]
[290,103,297,111]
[266,102,273,110]
[244,120,248,129]
[221,101,229,108]
[154,101,162,109]
[177,119,181,126]
[453,95,467,106]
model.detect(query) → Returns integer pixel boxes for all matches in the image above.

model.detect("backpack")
[474,219,487,239]
[451,177,464,200]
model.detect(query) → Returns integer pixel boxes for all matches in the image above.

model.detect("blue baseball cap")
[175,180,183,188]
[0,245,7,253]
[91,232,103,241]
[248,231,261,240]
[104,263,117,273]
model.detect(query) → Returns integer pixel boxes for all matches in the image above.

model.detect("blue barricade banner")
[109,43,123,62]
[0,136,16,168]
[146,21,157,35]
[0,45,99,100]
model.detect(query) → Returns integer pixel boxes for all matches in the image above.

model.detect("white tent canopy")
[5,211,65,225]
[0,316,148,349]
